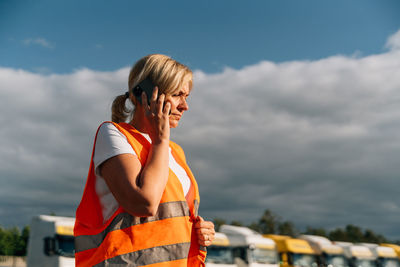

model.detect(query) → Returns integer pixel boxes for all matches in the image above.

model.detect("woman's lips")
[171,113,182,118]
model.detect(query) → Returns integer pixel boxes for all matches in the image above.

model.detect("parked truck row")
[26,215,400,267]
[206,226,400,267]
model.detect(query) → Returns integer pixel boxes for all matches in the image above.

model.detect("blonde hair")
[111,54,193,123]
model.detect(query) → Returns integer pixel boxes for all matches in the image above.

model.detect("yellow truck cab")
[265,234,318,267]
[206,232,237,267]
[220,225,279,267]
[335,243,377,267]
[298,235,349,267]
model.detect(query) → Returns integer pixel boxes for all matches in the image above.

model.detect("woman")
[74,54,215,266]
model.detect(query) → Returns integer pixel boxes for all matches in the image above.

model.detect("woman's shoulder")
[97,121,118,132]
[96,122,124,139]
[97,121,148,150]
[93,122,136,169]
[97,121,136,138]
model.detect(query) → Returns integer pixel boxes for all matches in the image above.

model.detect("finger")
[198,239,212,247]
[209,232,215,241]
[163,101,171,115]
[198,234,214,242]
[196,228,215,238]
[150,86,158,111]
[197,233,212,241]
[195,220,215,230]
[204,234,209,241]
[157,94,165,114]
[194,216,204,228]
[196,228,215,242]
[196,227,214,235]
[142,92,150,114]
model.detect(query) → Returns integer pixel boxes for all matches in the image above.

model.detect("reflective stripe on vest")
[74,122,206,266]
[75,201,190,253]
[94,242,191,266]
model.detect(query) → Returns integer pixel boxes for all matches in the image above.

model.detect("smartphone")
[132,78,171,114]
[132,77,156,106]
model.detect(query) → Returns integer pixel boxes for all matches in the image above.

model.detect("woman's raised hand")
[141,86,171,143]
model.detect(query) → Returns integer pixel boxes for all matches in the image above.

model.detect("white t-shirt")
[93,122,191,221]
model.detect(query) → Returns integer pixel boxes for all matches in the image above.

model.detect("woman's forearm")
[99,139,170,217]
[136,139,170,214]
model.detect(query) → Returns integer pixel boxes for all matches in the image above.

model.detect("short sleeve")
[93,122,137,174]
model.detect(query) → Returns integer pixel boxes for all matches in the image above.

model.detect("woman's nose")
[179,98,189,111]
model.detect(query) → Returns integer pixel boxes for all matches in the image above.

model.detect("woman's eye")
[172,93,189,98]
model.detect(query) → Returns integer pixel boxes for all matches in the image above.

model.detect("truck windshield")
[379,259,400,267]
[250,248,278,264]
[325,255,349,267]
[55,234,75,258]
[353,259,377,267]
[206,246,234,264]
[292,253,318,267]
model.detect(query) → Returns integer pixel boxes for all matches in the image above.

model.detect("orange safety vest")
[74,122,207,266]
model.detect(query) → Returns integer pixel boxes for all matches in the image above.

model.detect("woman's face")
[166,81,190,128]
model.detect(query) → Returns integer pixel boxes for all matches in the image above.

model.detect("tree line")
[213,209,400,245]
[0,226,29,256]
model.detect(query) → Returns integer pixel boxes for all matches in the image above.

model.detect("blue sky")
[2,0,400,240]
[1,0,400,73]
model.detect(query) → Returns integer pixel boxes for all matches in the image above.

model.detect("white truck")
[220,225,279,267]
[26,215,75,267]
[206,232,237,267]
[299,234,349,267]
[334,242,376,267]
[357,243,400,267]
[373,246,400,267]
[380,244,400,259]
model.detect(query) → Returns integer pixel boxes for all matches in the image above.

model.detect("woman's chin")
[169,120,179,128]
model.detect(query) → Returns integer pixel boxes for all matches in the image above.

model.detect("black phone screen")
[132,78,155,105]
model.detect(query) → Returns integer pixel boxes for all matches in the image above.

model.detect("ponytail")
[111,92,132,123]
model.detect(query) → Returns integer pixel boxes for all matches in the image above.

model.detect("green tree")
[16,226,30,256]
[327,225,390,243]
[0,225,30,256]
[248,222,261,233]
[278,221,297,236]
[0,227,5,254]
[345,225,364,243]
[230,220,243,227]
[329,227,348,241]
[304,226,328,237]
[257,209,280,234]
[362,229,387,243]
[1,227,20,255]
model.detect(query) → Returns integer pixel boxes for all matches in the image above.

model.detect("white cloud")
[23,38,54,49]
[1,30,400,239]
[385,29,400,51]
